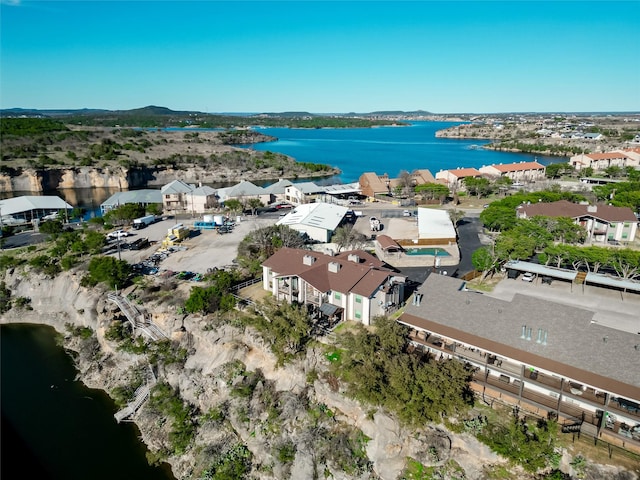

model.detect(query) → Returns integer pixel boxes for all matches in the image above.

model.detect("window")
[334,292,341,300]
[355,312,361,319]
[355,295,362,304]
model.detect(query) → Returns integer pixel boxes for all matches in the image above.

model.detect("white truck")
[133,215,155,229]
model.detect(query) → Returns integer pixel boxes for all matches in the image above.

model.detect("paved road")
[1,230,48,249]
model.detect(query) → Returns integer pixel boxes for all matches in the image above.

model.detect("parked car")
[275,203,293,209]
[522,272,536,282]
[107,229,130,239]
[403,209,411,217]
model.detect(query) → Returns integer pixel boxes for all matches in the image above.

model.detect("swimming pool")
[405,248,451,257]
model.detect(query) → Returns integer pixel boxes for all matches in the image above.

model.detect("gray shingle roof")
[401,275,640,400]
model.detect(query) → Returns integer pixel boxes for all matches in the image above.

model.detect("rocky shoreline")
[1,269,636,479]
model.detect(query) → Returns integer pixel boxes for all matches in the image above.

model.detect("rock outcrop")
[2,269,635,480]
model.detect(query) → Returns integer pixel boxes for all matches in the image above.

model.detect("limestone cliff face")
[0,164,337,193]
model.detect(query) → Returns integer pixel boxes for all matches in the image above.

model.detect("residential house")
[570,152,637,172]
[284,182,324,205]
[479,161,546,183]
[161,180,195,213]
[435,168,482,190]
[400,274,640,451]
[264,178,293,204]
[185,185,218,214]
[276,202,348,243]
[359,172,397,199]
[516,200,638,243]
[100,189,162,214]
[216,180,270,206]
[359,170,435,200]
[262,247,405,325]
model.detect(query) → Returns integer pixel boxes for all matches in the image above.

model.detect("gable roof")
[585,152,631,160]
[0,196,73,216]
[188,186,217,197]
[376,234,403,251]
[217,180,267,201]
[101,190,163,208]
[264,179,293,194]
[287,182,323,194]
[442,168,481,178]
[359,172,392,194]
[263,247,398,297]
[161,179,194,194]
[276,202,348,231]
[517,200,637,223]
[488,161,545,173]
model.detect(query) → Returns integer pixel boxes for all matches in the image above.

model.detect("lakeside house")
[570,152,638,172]
[263,178,293,204]
[435,168,482,190]
[479,161,546,183]
[359,170,435,200]
[100,189,162,214]
[216,180,270,206]
[399,274,640,449]
[283,182,324,205]
[262,247,405,326]
[161,179,196,213]
[516,200,638,244]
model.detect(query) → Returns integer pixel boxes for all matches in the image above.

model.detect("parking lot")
[489,275,640,334]
[105,214,277,274]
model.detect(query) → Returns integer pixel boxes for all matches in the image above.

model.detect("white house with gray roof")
[216,180,270,205]
[276,202,348,243]
[264,179,293,204]
[100,190,162,214]
[161,179,196,213]
[284,182,324,205]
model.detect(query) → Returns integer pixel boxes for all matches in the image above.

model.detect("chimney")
[303,254,316,266]
[328,262,341,273]
[587,205,597,213]
[347,254,360,263]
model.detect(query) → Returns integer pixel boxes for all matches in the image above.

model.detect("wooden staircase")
[574,271,587,285]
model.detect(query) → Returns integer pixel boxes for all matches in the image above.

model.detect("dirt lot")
[106,215,276,274]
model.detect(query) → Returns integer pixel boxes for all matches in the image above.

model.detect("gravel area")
[106,215,277,274]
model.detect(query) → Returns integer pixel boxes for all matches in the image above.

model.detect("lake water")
[4,121,562,214]
[0,324,175,480]
[249,121,561,184]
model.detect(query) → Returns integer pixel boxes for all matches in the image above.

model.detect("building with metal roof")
[0,196,73,225]
[216,180,270,205]
[276,202,348,243]
[100,190,162,214]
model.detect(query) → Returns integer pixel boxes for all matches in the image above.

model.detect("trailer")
[133,215,156,229]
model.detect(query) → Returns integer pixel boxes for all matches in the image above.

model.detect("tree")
[545,162,572,179]
[84,256,132,288]
[39,220,64,235]
[247,197,263,216]
[448,209,466,229]
[397,170,414,198]
[236,224,306,274]
[464,177,493,199]
[224,198,242,215]
[331,224,368,252]
[103,203,145,225]
[472,247,498,282]
[146,203,163,216]
[415,182,449,203]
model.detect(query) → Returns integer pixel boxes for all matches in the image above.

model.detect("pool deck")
[353,215,461,268]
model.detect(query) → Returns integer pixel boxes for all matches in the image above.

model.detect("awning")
[319,303,340,316]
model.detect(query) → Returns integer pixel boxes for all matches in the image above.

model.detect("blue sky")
[1,1,638,113]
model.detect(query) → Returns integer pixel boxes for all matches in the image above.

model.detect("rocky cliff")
[0,163,339,193]
[1,270,635,480]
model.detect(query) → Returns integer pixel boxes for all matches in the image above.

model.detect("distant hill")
[0,107,109,117]
[367,110,433,116]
